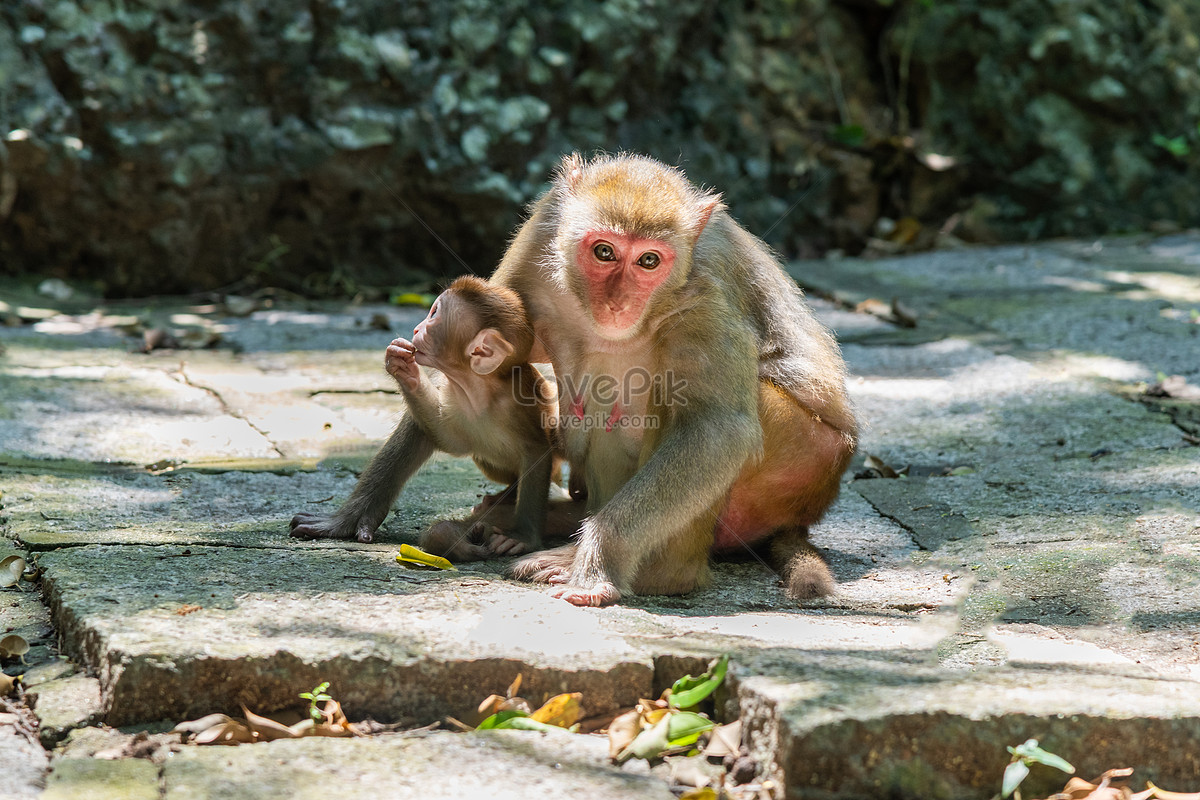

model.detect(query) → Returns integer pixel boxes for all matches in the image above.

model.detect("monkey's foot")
[487,533,530,556]
[507,545,576,584]
[549,582,621,607]
[289,512,375,543]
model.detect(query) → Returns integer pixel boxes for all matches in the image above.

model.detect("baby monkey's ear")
[467,329,515,375]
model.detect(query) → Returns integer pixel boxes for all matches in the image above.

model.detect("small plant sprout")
[299,681,333,723]
[1002,738,1075,799]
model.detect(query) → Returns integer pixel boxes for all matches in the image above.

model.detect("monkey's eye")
[637,252,661,269]
[593,242,616,261]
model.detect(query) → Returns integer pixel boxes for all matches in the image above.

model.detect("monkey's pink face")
[576,230,676,336]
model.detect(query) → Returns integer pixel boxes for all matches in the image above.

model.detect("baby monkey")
[385,276,560,560]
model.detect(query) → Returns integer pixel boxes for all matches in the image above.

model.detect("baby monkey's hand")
[385,338,421,393]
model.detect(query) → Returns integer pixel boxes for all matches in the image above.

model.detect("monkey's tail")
[768,526,835,601]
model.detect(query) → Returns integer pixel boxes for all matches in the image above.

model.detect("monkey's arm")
[557,323,762,606]
[290,414,435,543]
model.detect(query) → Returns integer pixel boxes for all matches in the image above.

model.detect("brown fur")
[290,280,561,558]
[490,153,858,605]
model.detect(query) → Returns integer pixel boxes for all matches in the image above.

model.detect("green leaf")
[475,710,561,733]
[476,710,527,729]
[832,124,865,148]
[1002,760,1030,798]
[1010,739,1074,774]
[666,712,716,747]
[669,655,729,709]
[619,714,672,762]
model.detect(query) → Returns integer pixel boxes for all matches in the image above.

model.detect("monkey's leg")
[546,500,718,606]
[713,382,853,598]
[487,449,553,556]
[290,415,434,543]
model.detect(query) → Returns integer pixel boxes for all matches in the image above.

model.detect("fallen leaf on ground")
[0,672,17,695]
[174,604,202,616]
[702,719,741,759]
[607,709,641,759]
[241,705,301,741]
[0,635,29,661]
[1,556,26,588]
[1145,376,1200,401]
[396,544,456,571]
[529,692,582,728]
[860,454,907,479]
[193,719,255,745]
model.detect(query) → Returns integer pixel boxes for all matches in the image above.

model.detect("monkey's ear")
[694,192,724,240]
[559,152,585,191]
[467,329,516,375]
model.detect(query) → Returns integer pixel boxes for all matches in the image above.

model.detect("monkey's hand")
[290,511,380,543]
[386,338,421,393]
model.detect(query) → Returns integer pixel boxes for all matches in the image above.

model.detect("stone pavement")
[1,234,1199,799]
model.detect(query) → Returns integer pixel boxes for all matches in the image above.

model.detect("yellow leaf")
[392,292,435,308]
[396,544,456,571]
[530,692,582,728]
[679,789,717,800]
[507,673,523,698]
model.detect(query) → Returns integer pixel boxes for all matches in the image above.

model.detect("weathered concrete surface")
[39,758,159,800]
[0,714,48,799]
[162,731,674,800]
[2,234,1199,798]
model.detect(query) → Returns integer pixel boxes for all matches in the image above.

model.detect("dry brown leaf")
[863,454,901,479]
[702,719,741,759]
[529,692,582,728]
[241,705,300,741]
[476,694,507,722]
[507,673,523,698]
[1145,781,1200,800]
[0,672,17,695]
[0,635,29,660]
[193,720,254,745]
[174,604,202,616]
[607,709,642,760]
[321,698,348,726]
[1,555,26,588]
[173,713,237,735]
[1146,376,1200,401]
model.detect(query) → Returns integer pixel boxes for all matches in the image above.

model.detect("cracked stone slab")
[3,454,492,550]
[34,537,955,727]
[845,339,1183,467]
[732,658,1200,800]
[26,674,104,747]
[0,362,278,464]
[163,730,674,800]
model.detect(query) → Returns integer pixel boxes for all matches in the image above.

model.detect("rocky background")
[1,0,1198,297]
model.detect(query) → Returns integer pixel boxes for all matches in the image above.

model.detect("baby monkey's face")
[411,293,479,373]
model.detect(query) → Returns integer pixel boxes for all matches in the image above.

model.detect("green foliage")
[299,681,333,723]
[668,654,729,709]
[1001,738,1075,798]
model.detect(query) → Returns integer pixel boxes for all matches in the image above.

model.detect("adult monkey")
[492,153,858,607]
